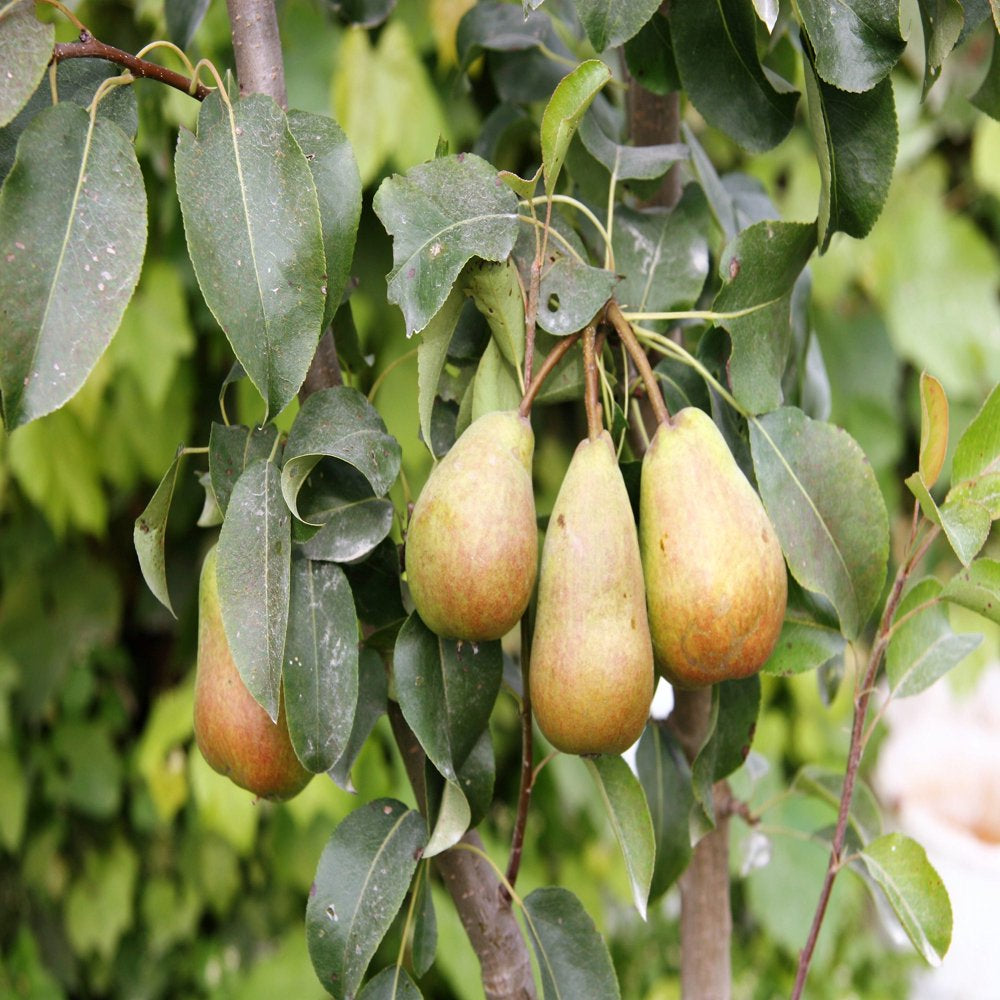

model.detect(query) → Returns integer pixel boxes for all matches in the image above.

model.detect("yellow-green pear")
[640,407,787,688]
[530,432,654,755]
[405,409,537,641]
[193,546,312,801]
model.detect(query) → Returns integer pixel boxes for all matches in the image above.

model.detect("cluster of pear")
[406,407,787,756]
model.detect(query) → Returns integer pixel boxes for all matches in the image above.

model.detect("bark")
[225,0,287,106]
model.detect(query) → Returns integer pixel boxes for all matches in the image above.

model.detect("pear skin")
[640,407,787,688]
[194,546,312,801]
[530,432,654,755]
[405,409,537,641]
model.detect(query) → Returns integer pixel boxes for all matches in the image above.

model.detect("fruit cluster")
[406,407,788,756]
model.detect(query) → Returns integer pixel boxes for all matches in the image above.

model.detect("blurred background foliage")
[0,0,998,997]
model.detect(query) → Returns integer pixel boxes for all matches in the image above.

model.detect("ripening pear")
[530,432,654,755]
[405,410,537,641]
[640,407,787,688]
[193,546,312,801]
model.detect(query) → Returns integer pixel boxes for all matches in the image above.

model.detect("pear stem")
[518,331,582,417]
[605,301,670,425]
[582,325,603,441]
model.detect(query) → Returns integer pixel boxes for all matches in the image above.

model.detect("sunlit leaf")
[950,381,1000,489]
[0,104,146,428]
[941,558,1000,625]
[917,372,949,488]
[423,775,470,858]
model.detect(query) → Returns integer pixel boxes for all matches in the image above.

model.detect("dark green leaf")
[803,56,897,251]
[612,185,711,314]
[329,647,388,792]
[572,0,661,51]
[282,386,401,517]
[860,833,952,966]
[0,1,53,128]
[624,11,679,96]
[456,2,563,69]
[133,450,185,617]
[175,92,326,419]
[941,559,1000,625]
[578,111,687,182]
[917,0,964,95]
[584,755,655,919]
[306,799,427,1000]
[217,460,292,721]
[284,556,360,772]
[357,966,422,1000]
[636,723,693,901]
[286,110,362,328]
[540,60,612,196]
[411,865,437,978]
[682,123,738,240]
[531,332,587,405]
[762,617,846,676]
[792,765,882,843]
[671,0,798,152]
[466,258,525,376]
[393,613,502,781]
[165,0,210,47]
[456,726,495,828]
[714,221,817,414]
[343,538,405,629]
[536,256,618,336]
[523,888,620,1000]
[468,338,521,424]
[326,0,397,28]
[209,422,279,517]
[651,354,710,417]
[750,408,889,639]
[296,461,395,564]
[797,0,906,92]
[917,372,949,489]
[373,153,519,336]
[886,578,982,698]
[0,104,146,428]
[971,33,1000,119]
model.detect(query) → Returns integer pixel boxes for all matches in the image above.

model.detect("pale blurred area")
[875,661,1000,1000]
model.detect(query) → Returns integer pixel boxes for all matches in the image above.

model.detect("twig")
[504,615,535,897]
[583,325,603,441]
[52,32,212,100]
[518,331,581,417]
[605,302,670,425]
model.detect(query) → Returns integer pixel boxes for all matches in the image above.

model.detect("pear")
[640,407,787,688]
[193,546,312,801]
[405,409,537,641]
[530,432,654,755]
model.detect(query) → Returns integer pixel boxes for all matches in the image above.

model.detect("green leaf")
[306,799,427,1000]
[797,0,906,92]
[536,256,618,336]
[209,422,279,517]
[281,386,401,517]
[357,966,422,1000]
[373,153,519,336]
[651,353,711,415]
[466,258,525,377]
[165,0,210,47]
[623,11,678,97]
[297,464,395,565]
[584,755,655,919]
[470,338,522,421]
[0,1,54,128]
[64,839,138,961]
[763,617,846,676]
[803,56,897,251]
[417,283,467,456]
[134,449,185,616]
[671,0,798,152]
[283,556,359,772]
[523,887,620,999]
[635,723,693,901]
[751,408,889,639]
[217,460,292,721]
[971,32,1000,119]
[860,833,952,966]
[792,765,882,844]
[0,103,146,428]
[612,185,711,314]
[886,578,982,698]
[682,122,738,241]
[392,613,502,781]
[714,222,817,414]
[456,1,563,69]
[938,496,992,566]
[343,538,405,629]
[286,110,362,329]
[951,381,1000,488]
[577,110,687,182]
[411,865,437,978]
[329,647,388,792]
[455,725,495,828]
[572,0,661,51]
[540,60,612,196]
[175,92,326,418]
[941,558,1000,625]
[916,0,965,96]
[917,372,949,488]
[423,775,470,858]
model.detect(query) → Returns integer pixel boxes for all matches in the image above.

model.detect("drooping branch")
[52,32,211,100]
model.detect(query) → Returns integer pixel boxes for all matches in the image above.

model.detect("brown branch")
[225,0,287,106]
[504,614,535,897]
[582,325,603,441]
[388,704,537,1000]
[518,331,582,417]
[52,33,211,100]
[605,301,671,425]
